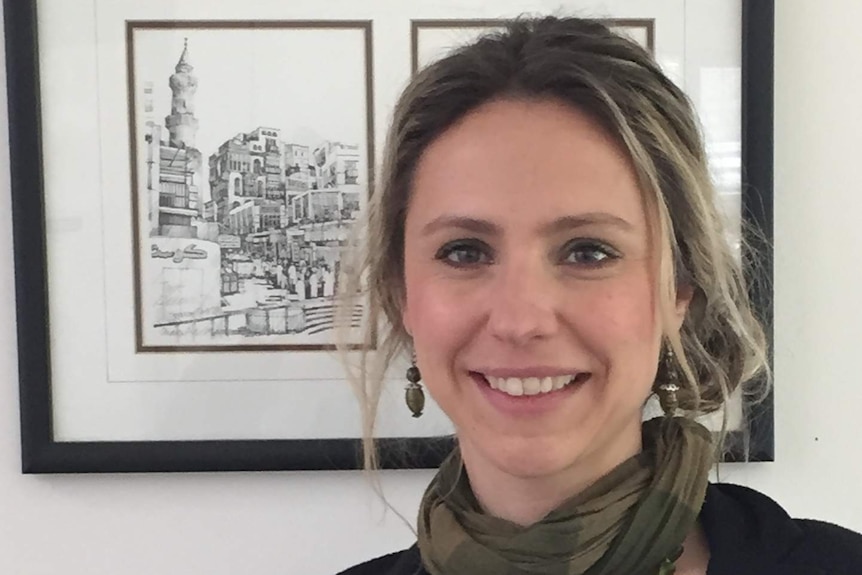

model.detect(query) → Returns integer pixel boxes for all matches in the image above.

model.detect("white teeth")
[485,374,579,397]
[505,378,524,396]
[522,377,541,395]
[552,375,571,390]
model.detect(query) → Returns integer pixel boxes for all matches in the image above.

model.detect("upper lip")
[473,368,585,378]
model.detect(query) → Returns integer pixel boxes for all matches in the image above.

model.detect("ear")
[671,283,694,332]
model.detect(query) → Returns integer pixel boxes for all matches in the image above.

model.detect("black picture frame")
[6,0,773,473]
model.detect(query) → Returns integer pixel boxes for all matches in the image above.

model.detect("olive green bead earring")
[405,352,425,418]
[657,347,680,417]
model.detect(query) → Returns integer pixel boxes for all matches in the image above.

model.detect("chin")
[481,433,593,479]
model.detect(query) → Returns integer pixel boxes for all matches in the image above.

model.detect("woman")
[337,17,862,575]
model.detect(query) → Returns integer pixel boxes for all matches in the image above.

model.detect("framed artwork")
[6,0,773,473]
[128,22,373,353]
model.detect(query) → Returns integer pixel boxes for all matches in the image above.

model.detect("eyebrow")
[420,212,635,237]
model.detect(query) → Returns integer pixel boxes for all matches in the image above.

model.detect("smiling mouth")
[474,372,591,397]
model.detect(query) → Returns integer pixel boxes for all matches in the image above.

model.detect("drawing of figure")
[276,262,288,290]
[287,261,297,291]
[309,268,319,298]
[323,265,335,297]
[295,275,306,301]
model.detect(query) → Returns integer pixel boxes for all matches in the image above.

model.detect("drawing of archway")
[229,173,243,197]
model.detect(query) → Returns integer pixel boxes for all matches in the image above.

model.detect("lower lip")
[470,372,586,416]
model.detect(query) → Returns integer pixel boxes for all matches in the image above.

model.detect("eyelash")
[560,239,622,266]
[434,239,491,266]
[434,238,621,268]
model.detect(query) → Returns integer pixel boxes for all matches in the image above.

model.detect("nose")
[485,255,560,346]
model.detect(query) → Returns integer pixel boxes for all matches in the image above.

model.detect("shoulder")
[793,518,862,569]
[703,483,862,574]
[336,544,423,575]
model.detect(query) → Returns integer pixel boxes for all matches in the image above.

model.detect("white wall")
[1,2,861,574]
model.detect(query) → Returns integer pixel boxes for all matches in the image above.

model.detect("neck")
[459,429,642,526]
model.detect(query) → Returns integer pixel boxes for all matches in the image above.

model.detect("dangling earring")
[405,351,425,418]
[657,346,680,418]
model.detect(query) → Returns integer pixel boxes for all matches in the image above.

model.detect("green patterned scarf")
[417,417,713,575]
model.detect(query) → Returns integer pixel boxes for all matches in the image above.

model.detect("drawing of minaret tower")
[162,38,204,220]
[165,38,199,149]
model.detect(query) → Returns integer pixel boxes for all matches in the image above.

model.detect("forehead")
[409,97,646,227]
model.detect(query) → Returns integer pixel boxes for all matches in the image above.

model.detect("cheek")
[402,264,477,359]
[402,271,484,412]
[568,273,660,381]
[589,285,656,340]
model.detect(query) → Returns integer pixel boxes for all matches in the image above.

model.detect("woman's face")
[402,97,686,483]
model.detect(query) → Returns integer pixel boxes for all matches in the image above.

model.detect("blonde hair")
[337,16,770,471]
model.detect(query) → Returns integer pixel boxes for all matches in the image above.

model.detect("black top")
[337,483,862,575]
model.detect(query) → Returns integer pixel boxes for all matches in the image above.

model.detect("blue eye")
[562,240,619,266]
[435,240,492,266]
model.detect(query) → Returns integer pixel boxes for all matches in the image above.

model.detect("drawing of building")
[283,143,311,191]
[143,39,204,239]
[227,199,288,236]
[209,127,290,221]
[202,199,218,222]
[312,141,360,189]
[140,40,221,329]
